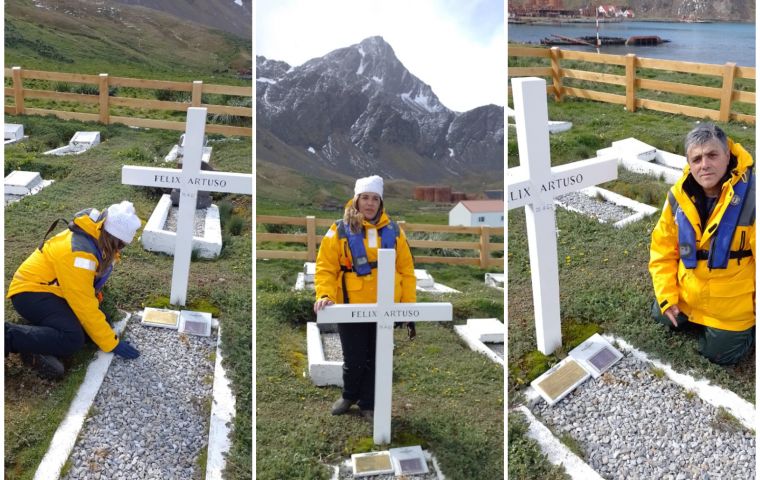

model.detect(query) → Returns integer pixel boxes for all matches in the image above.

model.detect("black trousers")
[5,292,86,357]
[338,322,376,410]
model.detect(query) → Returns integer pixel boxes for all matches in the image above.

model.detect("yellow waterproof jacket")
[649,139,755,331]
[315,205,416,305]
[7,209,120,351]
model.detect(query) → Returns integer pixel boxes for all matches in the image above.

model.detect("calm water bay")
[508,21,755,67]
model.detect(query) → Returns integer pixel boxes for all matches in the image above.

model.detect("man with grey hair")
[649,123,755,365]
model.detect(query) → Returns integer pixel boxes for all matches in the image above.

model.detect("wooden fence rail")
[256,215,505,268]
[508,46,756,124]
[4,66,252,136]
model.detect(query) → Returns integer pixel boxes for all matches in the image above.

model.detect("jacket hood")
[71,208,105,240]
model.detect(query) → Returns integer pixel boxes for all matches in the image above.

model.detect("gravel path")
[532,354,755,480]
[62,318,216,480]
[164,207,206,236]
[557,191,634,224]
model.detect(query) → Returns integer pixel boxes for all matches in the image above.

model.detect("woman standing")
[5,201,142,379]
[314,175,416,419]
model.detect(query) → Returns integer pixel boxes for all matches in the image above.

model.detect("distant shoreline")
[508,17,752,26]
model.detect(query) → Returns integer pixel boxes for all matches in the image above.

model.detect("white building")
[449,200,504,227]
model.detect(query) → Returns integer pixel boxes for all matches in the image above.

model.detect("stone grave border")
[33,314,130,480]
[597,137,686,185]
[205,325,236,480]
[306,322,343,387]
[43,132,101,156]
[453,323,504,367]
[555,186,659,228]
[141,194,223,259]
[517,333,755,479]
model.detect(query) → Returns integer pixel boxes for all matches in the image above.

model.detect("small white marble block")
[389,446,429,476]
[485,273,504,288]
[304,262,316,282]
[466,318,504,343]
[5,124,24,141]
[414,269,435,288]
[71,131,100,146]
[179,310,212,337]
[5,171,42,195]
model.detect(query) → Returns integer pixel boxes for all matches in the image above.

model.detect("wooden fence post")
[480,226,490,268]
[306,216,316,262]
[192,80,203,107]
[719,62,737,123]
[625,53,637,112]
[550,47,562,102]
[12,66,24,115]
[99,73,110,124]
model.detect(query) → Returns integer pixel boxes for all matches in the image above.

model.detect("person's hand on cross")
[314,297,334,313]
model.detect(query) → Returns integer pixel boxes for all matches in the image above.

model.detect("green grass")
[255,259,504,479]
[508,412,569,480]
[4,114,251,479]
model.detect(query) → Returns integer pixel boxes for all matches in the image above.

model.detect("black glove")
[112,340,140,359]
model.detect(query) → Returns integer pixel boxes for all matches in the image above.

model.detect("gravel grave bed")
[557,191,635,224]
[322,332,343,362]
[532,354,755,480]
[164,207,206,236]
[62,318,216,480]
[486,343,504,360]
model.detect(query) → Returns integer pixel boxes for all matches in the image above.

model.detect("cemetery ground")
[506,96,755,478]
[255,192,504,479]
[4,114,252,479]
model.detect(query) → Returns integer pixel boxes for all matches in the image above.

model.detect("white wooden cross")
[507,78,618,355]
[122,107,252,305]
[317,249,452,445]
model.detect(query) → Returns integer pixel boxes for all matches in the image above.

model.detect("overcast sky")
[256,0,504,112]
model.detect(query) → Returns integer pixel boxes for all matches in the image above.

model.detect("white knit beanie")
[354,175,384,198]
[104,201,142,244]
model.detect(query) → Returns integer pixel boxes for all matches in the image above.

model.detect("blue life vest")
[336,220,400,276]
[674,166,754,269]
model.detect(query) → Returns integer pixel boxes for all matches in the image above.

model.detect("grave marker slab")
[414,269,435,288]
[318,249,452,445]
[531,357,590,406]
[351,451,394,477]
[389,446,429,476]
[4,123,24,144]
[5,171,42,195]
[179,310,212,337]
[568,333,623,378]
[466,318,504,343]
[507,77,618,354]
[140,307,180,329]
[485,272,504,289]
[122,107,252,305]
[304,262,316,282]
[43,131,100,155]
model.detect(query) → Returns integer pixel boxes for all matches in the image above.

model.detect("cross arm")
[317,303,453,324]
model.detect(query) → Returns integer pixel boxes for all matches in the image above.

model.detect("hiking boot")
[360,409,374,421]
[20,353,64,380]
[331,398,356,415]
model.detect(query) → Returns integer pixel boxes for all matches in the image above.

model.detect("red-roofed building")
[449,200,504,227]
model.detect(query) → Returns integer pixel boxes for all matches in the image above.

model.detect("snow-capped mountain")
[256,36,504,181]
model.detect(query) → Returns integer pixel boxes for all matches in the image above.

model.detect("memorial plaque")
[179,310,212,337]
[141,307,179,329]
[389,445,428,475]
[351,451,394,477]
[568,333,623,378]
[531,357,589,406]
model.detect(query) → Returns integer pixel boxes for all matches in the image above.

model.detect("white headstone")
[4,124,24,143]
[71,131,100,146]
[304,262,316,283]
[318,249,452,445]
[507,77,618,355]
[485,273,504,289]
[414,269,435,288]
[5,171,42,195]
[466,318,504,343]
[122,108,252,306]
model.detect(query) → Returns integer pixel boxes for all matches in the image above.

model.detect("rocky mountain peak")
[256,37,503,181]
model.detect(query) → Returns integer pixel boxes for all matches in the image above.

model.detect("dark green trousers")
[651,300,755,366]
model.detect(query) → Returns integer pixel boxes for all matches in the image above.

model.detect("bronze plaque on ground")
[351,451,394,477]
[531,357,590,405]
[141,307,179,329]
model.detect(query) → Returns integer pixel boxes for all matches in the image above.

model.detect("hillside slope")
[5,0,251,80]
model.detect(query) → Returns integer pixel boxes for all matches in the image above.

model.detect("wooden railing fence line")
[4,66,252,136]
[256,215,505,269]
[508,47,755,124]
